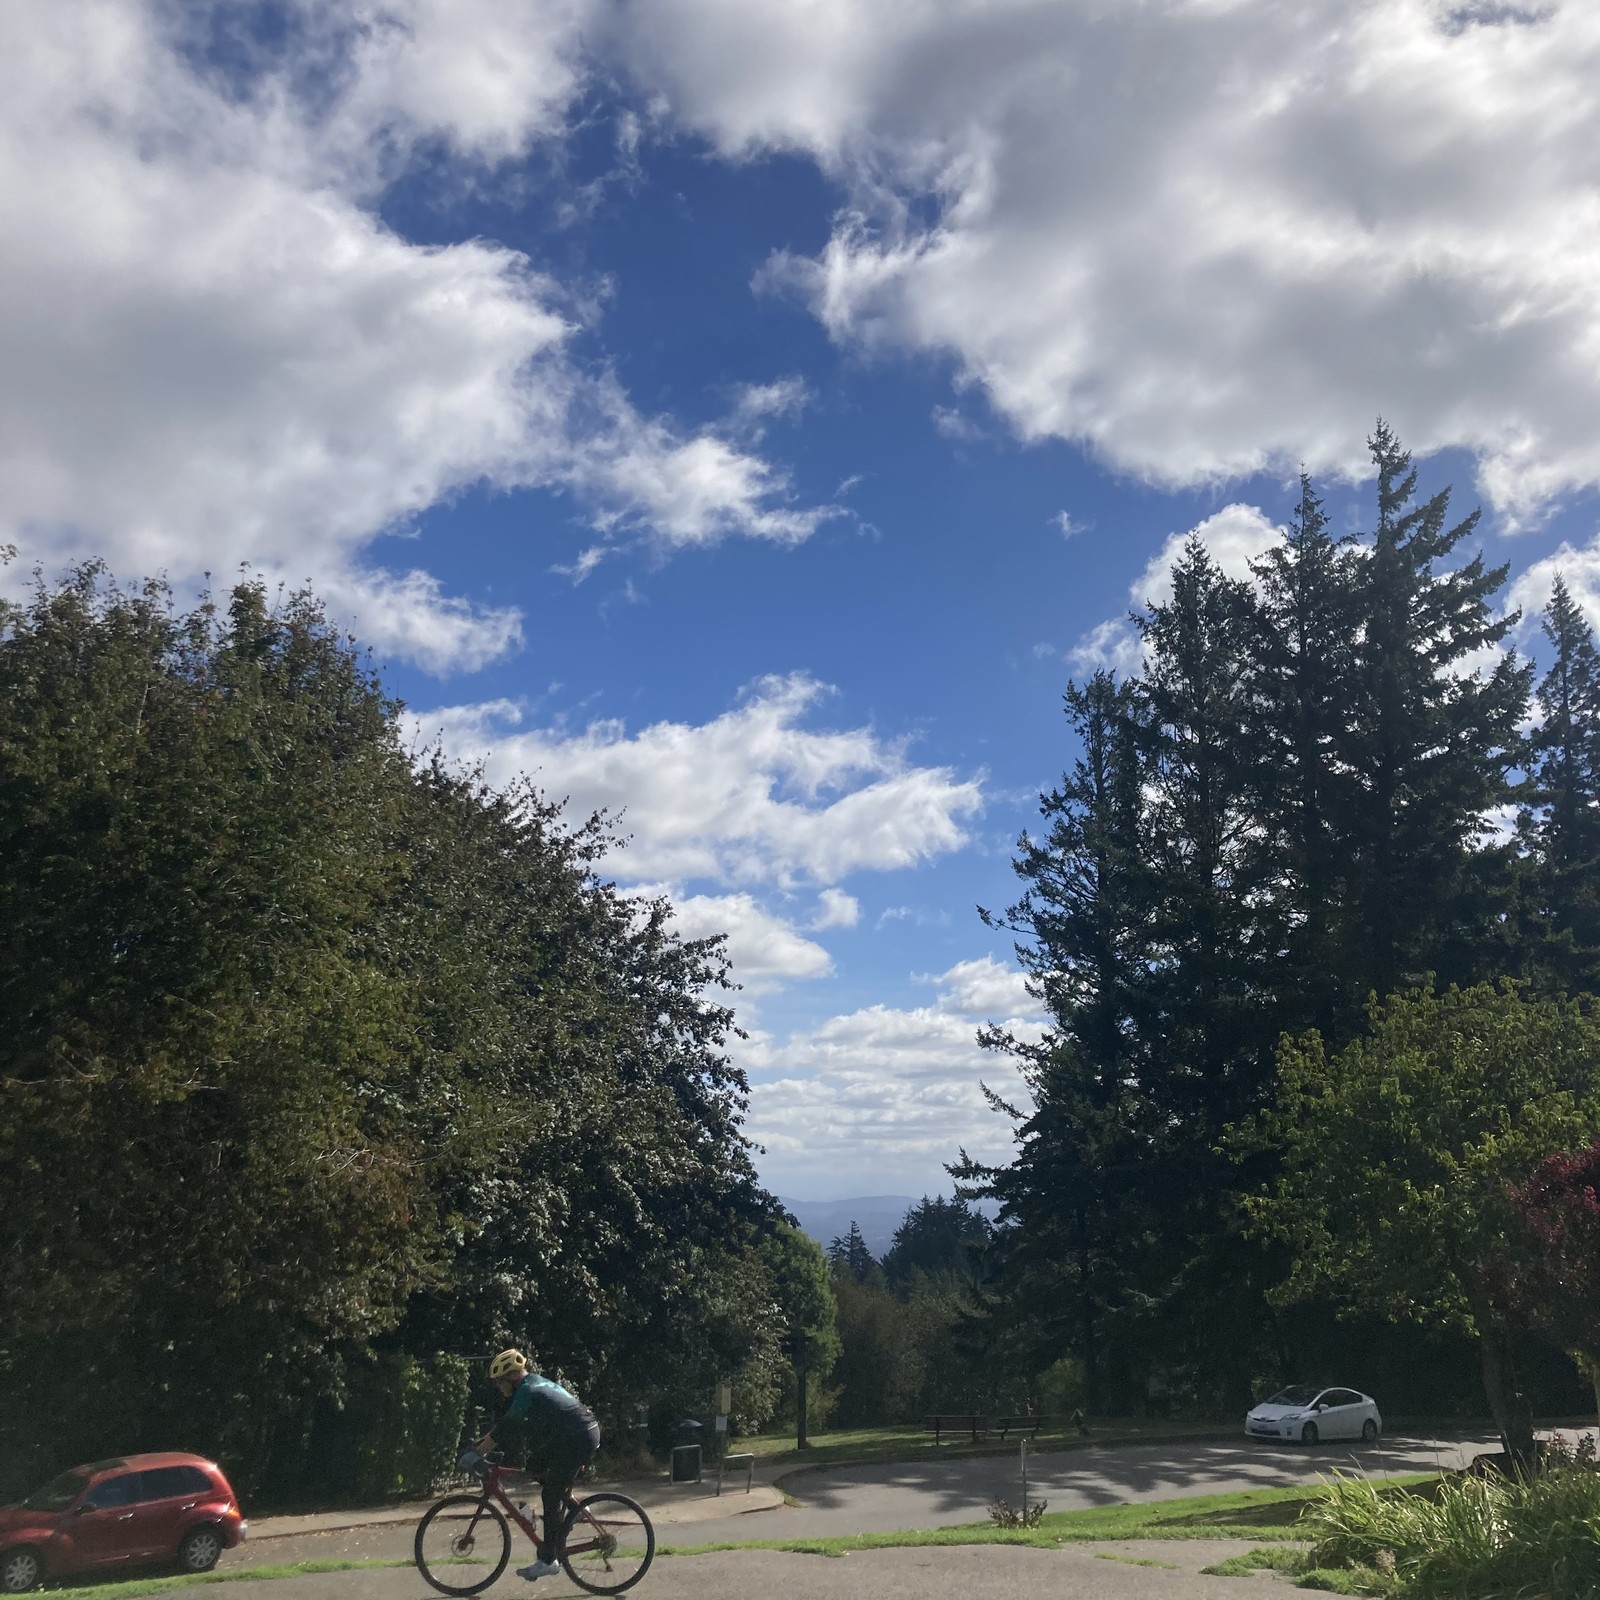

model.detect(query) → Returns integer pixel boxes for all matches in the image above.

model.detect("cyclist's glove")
[458,1449,481,1471]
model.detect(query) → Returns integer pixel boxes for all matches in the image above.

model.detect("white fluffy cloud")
[626,885,833,994]
[743,955,1043,1193]
[0,1,818,672]
[621,0,1600,521]
[811,888,861,930]
[415,673,984,885]
[1506,538,1600,649]
[923,954,1036,1019]
[1071,502,1282,672]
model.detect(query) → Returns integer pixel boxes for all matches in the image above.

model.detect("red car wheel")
[179,1528,224,1573]
[1,1548,42,1594]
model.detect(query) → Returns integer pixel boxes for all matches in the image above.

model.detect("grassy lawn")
[737,1416,1237,1471]
[660,1480,1438,1557]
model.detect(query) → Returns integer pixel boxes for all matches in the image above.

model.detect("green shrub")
[351,1355,471,1503]
[1305,1458,1600,1599]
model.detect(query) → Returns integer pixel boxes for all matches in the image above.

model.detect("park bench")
[994,1414,1045,1440]
[923,1413,987,1444]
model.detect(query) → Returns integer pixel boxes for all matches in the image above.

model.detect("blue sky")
[7,1,1600,1199]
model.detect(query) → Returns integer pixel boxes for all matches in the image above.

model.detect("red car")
[0,1453,247,1593]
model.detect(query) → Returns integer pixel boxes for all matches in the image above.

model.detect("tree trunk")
[796,1358,809,1450]
[1478,1317,1536,1468]
[1078,1216,1098,1418]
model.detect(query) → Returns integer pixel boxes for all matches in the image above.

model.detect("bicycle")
[414,1454,655,1596]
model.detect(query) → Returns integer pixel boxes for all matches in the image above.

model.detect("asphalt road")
[673,1430,1493,1544]
[217,1542,1288,1600]
[236,1430,1494,1569]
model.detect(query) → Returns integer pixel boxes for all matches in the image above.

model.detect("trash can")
[671,1418,703,1483]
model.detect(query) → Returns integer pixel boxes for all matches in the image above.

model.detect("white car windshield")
[1265,1386,1321,1406]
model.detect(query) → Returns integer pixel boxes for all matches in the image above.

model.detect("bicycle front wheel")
[559,1492,655,1595]
[414,1494,512,1596]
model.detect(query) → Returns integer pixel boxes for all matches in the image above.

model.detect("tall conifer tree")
[967,670,1151,1414]
[1248,475,1363,1042]
[1520,576,1600,989]
[1338,422,1529,998]
[1133,538,1277,1402]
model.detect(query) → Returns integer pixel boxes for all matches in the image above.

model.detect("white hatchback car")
[1245,1385,1382,1445]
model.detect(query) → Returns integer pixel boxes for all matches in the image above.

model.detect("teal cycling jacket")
[501,1373,598,1461]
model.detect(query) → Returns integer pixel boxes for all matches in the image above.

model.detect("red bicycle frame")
[472,1463,601,1561]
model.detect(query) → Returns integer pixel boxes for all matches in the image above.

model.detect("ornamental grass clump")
[987,1498,1048,1529]
[1304,1454,1600,1599]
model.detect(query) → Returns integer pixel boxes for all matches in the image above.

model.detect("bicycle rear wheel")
[559,1492,655,1595]
[414,1494,512,1596]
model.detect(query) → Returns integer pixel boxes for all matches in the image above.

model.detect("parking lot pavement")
[223,1429,1490,1574]
[212,1541,1288,1600]
[646,1430,1496,1545]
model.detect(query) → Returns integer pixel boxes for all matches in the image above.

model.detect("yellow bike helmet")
[488,1349,528,1380]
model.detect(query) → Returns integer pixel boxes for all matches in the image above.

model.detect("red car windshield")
[20,1471,88,1512]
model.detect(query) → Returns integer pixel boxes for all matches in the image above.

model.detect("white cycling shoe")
[517,1561,560,1582]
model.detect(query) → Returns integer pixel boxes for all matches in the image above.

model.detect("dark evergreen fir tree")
[961,669,1152,1414]
[1338,422,1529,999]
[1520,575,1600,990]
[1131,538,1280,1405]
[1247,473,1363,1042]
[827,1221,882,1286]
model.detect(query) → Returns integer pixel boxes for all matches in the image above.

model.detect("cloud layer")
[622,0,1600,521]
[0,1,819,671]
[624,884,834,995]
[1071,502,1283,673]
[417,673,984,885]
[743,956,1043,1194]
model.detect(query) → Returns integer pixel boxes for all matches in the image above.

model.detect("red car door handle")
[117,1513,135,1521]
[181,1503,197,1511]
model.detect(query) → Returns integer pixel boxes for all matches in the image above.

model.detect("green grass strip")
[659,1526,1065,1557]
[661,1479,1435,1558]
[42,1558,414,1599]
[743,1419,1237,1473]
[1201,1546,1306,1577]
[1293,1568,1391,1595]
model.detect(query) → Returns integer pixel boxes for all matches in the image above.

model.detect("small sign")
[714,1413,729,1433]
[714,1382,733,1414]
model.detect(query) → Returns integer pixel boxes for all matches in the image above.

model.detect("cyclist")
[469,1349,601,1582]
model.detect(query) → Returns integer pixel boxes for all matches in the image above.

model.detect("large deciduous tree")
[761,1222,839,1449]
[0,567,780,1498]
[1240,983,1600,1465]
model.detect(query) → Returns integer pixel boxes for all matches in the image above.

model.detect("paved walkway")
[252,1475,781,1542]
[648,1429,1495,1546]
[211,1542,1289,1600]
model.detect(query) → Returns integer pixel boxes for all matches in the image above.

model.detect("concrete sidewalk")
[250,1473,783,1541]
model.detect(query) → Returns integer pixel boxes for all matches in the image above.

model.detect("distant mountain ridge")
[778,1195,918,1258]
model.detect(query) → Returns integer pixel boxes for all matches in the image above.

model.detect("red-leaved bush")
[1509,1143,1600,1383]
